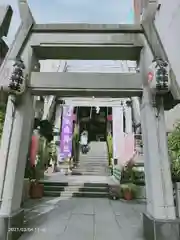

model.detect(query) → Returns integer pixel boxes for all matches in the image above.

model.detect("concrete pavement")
[20,198,145,240]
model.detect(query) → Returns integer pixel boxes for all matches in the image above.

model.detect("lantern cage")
[148,58,171,95]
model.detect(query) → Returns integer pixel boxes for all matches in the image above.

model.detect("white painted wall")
[112,106,125,165]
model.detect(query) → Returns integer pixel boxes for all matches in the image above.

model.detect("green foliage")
[72,124,80,164]
[171,159,180,179]
[107,133,113,166]
[168,122,180,159]
[168,121,180,180]
[38,136,49,166]
[73,123,79,143]
[132,166,145,185]
[121,164,134,183]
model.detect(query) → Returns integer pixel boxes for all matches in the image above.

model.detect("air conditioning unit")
[147,58,171,94]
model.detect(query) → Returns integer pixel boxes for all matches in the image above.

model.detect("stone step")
[84,183,108,188]
[71,172,107,176]
[79,186,108,193]
[80,157,107,158]
[44,187,108,196]
[73,192,108,198]
[80,159,107,161]
[75,170,107,174]
[79,167,107,170]
[44,191,61,197]
[74,164,108,169]
[80,160,108,162]
[43,186,109,198]
[80,155,107,157]
[77,172,107,176]
[43,185,65,192]
[78,164,108,167]
[80,157,108,159]
[79,164,108,167]
[80,159,107,160]
[79,164,107,166]
[73,168,107,172]
[80,161,108,163]
[39,181,68,187]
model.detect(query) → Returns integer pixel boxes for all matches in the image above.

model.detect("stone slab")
[143,212,180,240]
[19,198,147,240]
[0,209,24,240]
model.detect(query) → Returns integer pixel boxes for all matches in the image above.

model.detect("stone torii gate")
[0,1,179,240]
[0,5,12,65]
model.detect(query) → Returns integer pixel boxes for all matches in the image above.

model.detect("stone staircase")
[72,141,109,176]
[40,181,109,198]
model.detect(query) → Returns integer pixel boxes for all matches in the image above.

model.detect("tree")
[168,121,180,160]
[168,121,180,180]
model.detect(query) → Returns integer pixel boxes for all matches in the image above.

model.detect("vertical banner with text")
[59,105,74,161]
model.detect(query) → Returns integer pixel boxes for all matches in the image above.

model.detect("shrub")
[107,133,113,166]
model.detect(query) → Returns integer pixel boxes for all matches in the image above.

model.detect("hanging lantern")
[147,57,171,95]
[8,59,26,96]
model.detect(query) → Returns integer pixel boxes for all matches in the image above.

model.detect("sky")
[1,0,134,44]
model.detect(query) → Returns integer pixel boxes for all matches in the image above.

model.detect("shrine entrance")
[0,1,179,240]
[79,107,107,142]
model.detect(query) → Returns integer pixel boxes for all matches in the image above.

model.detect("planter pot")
[123,190,133,200]
[29,182,44,199]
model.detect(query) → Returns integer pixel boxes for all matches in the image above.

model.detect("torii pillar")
[0,2,38,240]
[139,31,178,240]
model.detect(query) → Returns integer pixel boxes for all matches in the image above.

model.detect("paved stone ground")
[20,198,145,240]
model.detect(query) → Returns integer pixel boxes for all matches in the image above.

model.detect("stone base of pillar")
[0,209,24,240]
[143,212,180,240]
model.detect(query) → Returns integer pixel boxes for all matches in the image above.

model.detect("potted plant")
[132,165,145,185]
[121,161,135,184]
[72,124,80,167]
[121,183,137,200]
[168,122,180,182]
[107,133,113,166]
[171,158,180,182]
